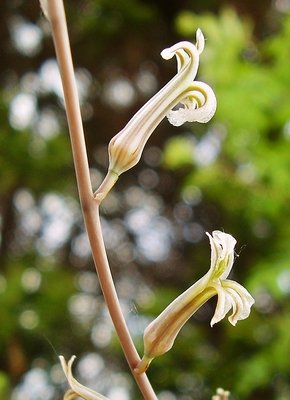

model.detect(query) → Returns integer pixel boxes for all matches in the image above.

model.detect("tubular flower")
[135,231,255,374]
[60,356,109,400]
[95,29,216,200]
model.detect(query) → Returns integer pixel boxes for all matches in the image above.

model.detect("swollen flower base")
[135,231,255,374]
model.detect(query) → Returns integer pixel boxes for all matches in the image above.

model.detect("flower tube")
[95,29,216,200]
[135,231,255,374]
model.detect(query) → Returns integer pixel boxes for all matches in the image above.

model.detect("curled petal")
[213,230,236,263]
[161,40,200,77]
[226,286,245,325]
[223,280,255,325]
[166,81,217,126]
[161,47,189,74]
[161,30,204,72]
[210,280,255,326]
[59,356,109,400]
[210,283,233,327]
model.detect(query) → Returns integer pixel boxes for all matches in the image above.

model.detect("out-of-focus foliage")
[1,0,290,399]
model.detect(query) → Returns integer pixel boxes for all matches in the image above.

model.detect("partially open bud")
[135,231,255,374]
[95,29,216,200]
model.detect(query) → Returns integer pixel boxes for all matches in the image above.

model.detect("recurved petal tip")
[59,355,110,400]
[210,280,255,327]
[59,355,76,378]
[160,47,172,60]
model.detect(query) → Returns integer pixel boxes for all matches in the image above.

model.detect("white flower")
[95,29,216,200]
[135,231,255,374]
[60,356,109,400]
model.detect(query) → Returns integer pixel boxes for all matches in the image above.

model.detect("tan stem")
[47,1,157,399]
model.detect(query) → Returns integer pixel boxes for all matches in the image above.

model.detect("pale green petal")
[210,279,255,327]
[206,231,220,274]
[224,286,244,326]
[206,231,236,280]
[210,283,232,326]
[223,280,255,324]
[212,231,236,279]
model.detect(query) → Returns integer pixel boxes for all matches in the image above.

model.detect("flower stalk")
[43,1,157,399]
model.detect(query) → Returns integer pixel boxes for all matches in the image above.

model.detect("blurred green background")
[1,0,290,399]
